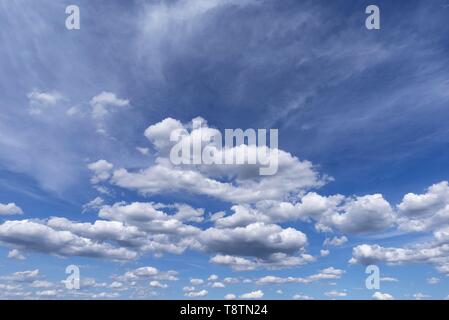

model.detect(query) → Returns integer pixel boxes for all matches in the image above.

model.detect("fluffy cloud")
[117,266,179,283]
[0,220,137,260]
[201,222,313,270]
[323,236,348,247]
[90,92,129,120]
[2,269,40,282]
[324,290,347,298]
[397,181,449,232]
[350,241,449,275]
[255,267,344,285]
[88,160,114,184]
[7,249,25,260]
[27,90,63,115]
[372,292,394,300]
[0,203,23,216]
[108,117,328,204]
[185,289,208,297]
[240,290,264,299]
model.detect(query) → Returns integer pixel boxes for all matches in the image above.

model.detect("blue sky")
[1,0,449,300]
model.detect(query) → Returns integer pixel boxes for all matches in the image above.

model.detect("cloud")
[149,281,168,288]
[372,292,394,300]
[7,249,25,260]
[108,117,328,204]
[293,293,314,300]
[82,197,105,213]
[117,266,178,282]
[88,160,114,184]
[0,203,23,215]
[211,282,225,288]
[323,236,348,247]
[27,90,63,115]
[224,293,236,300]
[0,220,138,260]
[214,192,395,235]
[255,267,344,285]
[185,289,208,297]
[190,278,204,286]
[207,274,218,281]
[202,222,313,270]
[427,277,440,285]
[2,269,40,282]
[413,292,430,300]
[240,290,263,299]
[90,92,129,120]
[324,290,347,298]
[350,241,449,276]
[397,181,449,232]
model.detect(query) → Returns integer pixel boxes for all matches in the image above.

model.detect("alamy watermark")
[365,265,380,290]
[169,118,279,175]
[65,264,80,290]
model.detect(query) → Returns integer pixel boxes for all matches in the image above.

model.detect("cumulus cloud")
[324,290,347,298]
[7,249,25,260]
[0,220,138,260]
[224,293,236,300]
[0,203,23,216]
[255,267,344,285]
[185,289,208,297]
[108,117,328,204]
[240,290,264,299]
[88,160,114,184]
[27,90,63,115]
[2,269,40,282]
[372,292,394,300]
[90,92,129,120]
[202,222,313,270]
[323,236,348,247]
[397,181,449,232]
[293,293,314,300]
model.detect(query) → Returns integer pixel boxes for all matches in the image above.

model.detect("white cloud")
[110,281,123,289]
[149,280,168,288]
[185,289,208,297]
[427,277,440,284]
[27,90,63,115]
[2,269,40,282]
[324,290,347,298]
[293,293,314,300]
[88,160,114,184]
[118,266,178,282]
[190,278,204,286]
[36,290,58,297]
[397,181,449,232]
[207,274,218,281]
[240,290,264,299]
[210,282,225,288]
[380,277,398,283]
[224,293,236,300]
[320,249,330,257]
[0,203,23,216]
[0,220,138,260]
[413,292,430,300]
[202,222,313,270]
[7,249,25,260]
[255,267,344,285]
[372,292,394,300]
[82,197,104,213]
[110,117,328,204]
[323,236,348,247]
[31,280,54,288]
[90,91,129,120]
